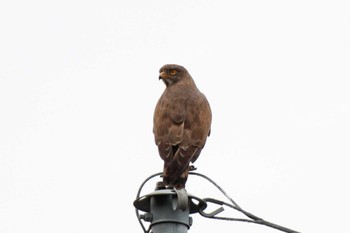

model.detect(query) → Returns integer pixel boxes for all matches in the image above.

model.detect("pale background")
[1,1,349,232]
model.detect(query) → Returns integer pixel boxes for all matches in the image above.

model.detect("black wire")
[189,172,242,209]
[189,172,301,233]
[201,198,300,233]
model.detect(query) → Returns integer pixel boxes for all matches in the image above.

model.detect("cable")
[189,172,242,209]
[189,171,301,233]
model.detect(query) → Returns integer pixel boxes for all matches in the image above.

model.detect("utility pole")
[134,172,301,233]
[134,183,206,233]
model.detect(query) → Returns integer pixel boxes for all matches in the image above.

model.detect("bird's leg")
[163,160,172,186]
[174,168,189,189]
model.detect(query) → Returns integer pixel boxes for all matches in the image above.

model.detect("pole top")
[134,188,207,214]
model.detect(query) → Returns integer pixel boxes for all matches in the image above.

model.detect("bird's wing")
[153,93,187,161]
[165,91,212,187]
[180,92,212,149]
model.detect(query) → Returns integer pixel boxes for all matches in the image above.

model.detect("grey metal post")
[134,186,206,233]
[150,191,190,233]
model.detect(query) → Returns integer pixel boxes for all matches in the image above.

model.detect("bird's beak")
[159,71,166,80]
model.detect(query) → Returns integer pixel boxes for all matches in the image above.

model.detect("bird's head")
[158,64,191,87]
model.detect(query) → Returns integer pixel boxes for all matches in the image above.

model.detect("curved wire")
[189,171,300,233]
[200,197,300,233]
[189,172,242,209]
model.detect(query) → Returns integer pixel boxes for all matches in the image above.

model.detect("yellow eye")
[170,69,177,75]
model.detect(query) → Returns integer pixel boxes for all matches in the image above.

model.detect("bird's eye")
[170,69,177,75]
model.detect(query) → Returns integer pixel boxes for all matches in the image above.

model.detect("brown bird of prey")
[153,64,212,189]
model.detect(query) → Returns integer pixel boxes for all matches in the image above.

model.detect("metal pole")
[134,186,206,233]
[150,191,190,233]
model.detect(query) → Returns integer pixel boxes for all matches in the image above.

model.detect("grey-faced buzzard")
[153,64,212,189]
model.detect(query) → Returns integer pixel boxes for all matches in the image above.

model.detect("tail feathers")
[162,146,201,188]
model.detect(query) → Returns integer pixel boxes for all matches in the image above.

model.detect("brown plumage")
[153,64,212,189]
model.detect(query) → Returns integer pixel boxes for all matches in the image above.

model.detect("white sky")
[1,1,349,232]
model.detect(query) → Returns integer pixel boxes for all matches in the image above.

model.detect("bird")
[153,64,212,189]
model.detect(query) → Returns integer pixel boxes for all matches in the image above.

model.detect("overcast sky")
[1,1,350,233]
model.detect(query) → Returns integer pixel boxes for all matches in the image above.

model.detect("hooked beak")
[159,71,166,80]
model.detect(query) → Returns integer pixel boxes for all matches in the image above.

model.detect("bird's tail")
[163,146,201,189]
